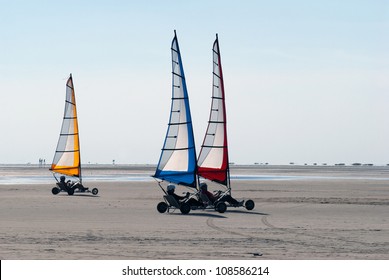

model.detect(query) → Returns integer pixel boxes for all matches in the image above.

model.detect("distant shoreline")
[1,164,389,185]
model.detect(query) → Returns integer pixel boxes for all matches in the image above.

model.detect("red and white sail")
[197,35,229,187]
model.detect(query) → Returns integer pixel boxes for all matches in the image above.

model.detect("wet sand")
[0,165,388,259]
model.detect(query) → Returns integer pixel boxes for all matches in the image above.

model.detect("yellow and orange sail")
[50,74,81,178]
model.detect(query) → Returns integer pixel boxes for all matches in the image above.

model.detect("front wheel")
[67,188,74,195]
[245,199,255,210]
[180,203,191,214]
[92,188,98,195]
[52,187,60,195]
[157,202,168,213]
[215,201,227,213]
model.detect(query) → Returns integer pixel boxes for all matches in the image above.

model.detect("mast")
[154,30,198,188]
[71,74,82,184]
[197,34,230,189]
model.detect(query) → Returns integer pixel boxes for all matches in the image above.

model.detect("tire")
[52,187,60,195]
[245,199,255,210]
[92,188,98,195]
[67,188,74,195]
[157,202,168,213]
[215,201,227,213]
[180,203,191,214]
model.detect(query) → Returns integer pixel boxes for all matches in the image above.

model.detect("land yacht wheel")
[52,187,60,195]
[92,188,98,195]
[245,199,255,210]
[157,202,168,213]
[180,203,191,214]
[215,201,227,213]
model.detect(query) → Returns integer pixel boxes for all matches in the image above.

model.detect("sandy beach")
[0,165,388,260]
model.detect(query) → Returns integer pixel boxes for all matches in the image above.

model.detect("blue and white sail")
[154,31,197,188]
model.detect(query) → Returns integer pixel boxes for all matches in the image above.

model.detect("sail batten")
[169,121,190,125]
[197,35,229,186]
[154,31,197,188]
[50,74,81,179]
[213,72,221,79]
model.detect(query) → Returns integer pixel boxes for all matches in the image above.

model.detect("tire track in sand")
[260,210,374,247]
[208,211,373,249]
[206,217,256,239]
[261,216,277,229]
[206,215,339,253]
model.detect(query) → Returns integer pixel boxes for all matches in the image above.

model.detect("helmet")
[200,182,208,190]
[167,184,176,192]
[60,176,65,181]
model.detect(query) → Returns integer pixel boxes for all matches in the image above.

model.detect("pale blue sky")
[0,0,388,165]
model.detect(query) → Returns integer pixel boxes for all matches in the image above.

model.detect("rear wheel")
[245,199,255,210]
[215,201,227,213]
[51,187,60,195]
[180,203,191,214]
[157,202,168,213]
[92,188,98,195]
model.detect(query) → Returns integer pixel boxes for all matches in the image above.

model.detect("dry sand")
[0,165,388,259]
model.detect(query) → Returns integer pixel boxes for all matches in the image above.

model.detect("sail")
[197,35,229,186]
[50,74,81,178]
[154,31,197,188]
